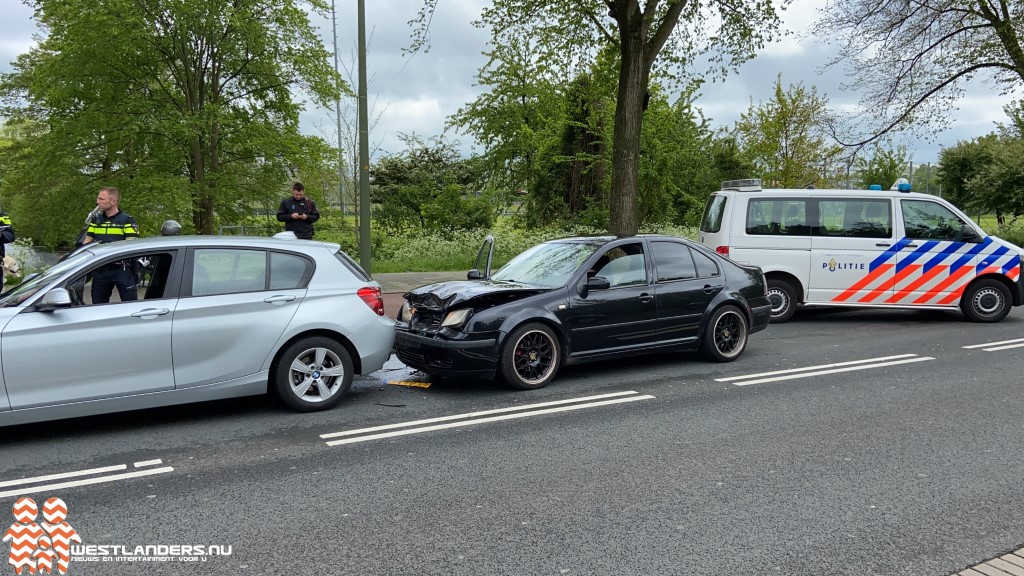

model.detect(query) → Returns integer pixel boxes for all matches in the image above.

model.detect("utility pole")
[330,0,345,216]
[357,0,372,273]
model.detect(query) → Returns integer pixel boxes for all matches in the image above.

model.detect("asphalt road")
[2,306,1023,575]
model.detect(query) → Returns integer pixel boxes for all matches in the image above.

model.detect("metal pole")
[357,0,372,273]
[330,0,345,217]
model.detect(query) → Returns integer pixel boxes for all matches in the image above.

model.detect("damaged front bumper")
[394,327,501,381]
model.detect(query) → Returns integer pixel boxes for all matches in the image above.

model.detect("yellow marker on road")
[388,380,431,389]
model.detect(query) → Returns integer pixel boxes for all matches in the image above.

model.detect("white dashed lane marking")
[321,390,656,446]
[716,354,935,386]
[963,337,1024,352]
[0,459,173,500]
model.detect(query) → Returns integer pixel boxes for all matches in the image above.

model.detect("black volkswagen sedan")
[394,235,772,390]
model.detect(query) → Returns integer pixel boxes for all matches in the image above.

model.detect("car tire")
[700,305,749,362]
[960,278,1012,323]
[766,278,797,323]
[499,322,561,390]
[273,336,354,412]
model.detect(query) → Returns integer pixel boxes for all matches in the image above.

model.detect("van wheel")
[500,323,560,390]
[961,279,1011,323]
[701,305,748,362]
[766,279,797,323]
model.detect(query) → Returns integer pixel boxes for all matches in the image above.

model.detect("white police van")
[698,179,1024,322]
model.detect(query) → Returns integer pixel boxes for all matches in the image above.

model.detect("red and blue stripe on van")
[833,236,1021,306]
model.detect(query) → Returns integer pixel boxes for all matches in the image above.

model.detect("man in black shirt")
[83,186,140,303]
[276,182,319,239]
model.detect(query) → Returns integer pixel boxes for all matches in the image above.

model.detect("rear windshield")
[334,249,371,282]
[700,195,727,233]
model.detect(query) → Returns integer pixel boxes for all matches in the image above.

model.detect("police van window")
[745,199,808,236]
[691,247,721,278]
[901,200,970,241]
[652,241,696,282]
[816,199,892,238]
[192,249,267,296]
[270,252,312,289]
[700,195,727,233]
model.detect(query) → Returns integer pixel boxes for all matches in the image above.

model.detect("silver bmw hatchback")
[0,235,395,426]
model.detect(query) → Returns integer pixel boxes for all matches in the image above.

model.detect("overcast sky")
[1,0,1018,165]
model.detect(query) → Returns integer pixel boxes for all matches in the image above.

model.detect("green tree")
[371,136,494,234]
[734,78,843,188]
[911,162,941,195]
[854,142,910,190]
[412,0,787,237]
[937,136,995,212]
[1,0,342,239]
[817,0,1024,145]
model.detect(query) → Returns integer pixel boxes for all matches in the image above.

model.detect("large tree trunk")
[609,6,649,237]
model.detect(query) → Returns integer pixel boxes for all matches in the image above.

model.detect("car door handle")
[638,293,654,304]
[264,295,297,304]
[130,308,170,318]
[703,284,722,294]
[875,242,891,247]
[906,244,918,248]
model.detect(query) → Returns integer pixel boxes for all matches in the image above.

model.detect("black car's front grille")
[396,350,426,366]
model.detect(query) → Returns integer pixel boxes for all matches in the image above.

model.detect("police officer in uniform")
[82,186,140,303]
[276,182,319,239]
[0,208,15,291]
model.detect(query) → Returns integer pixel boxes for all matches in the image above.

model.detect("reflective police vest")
[86,211,139,243]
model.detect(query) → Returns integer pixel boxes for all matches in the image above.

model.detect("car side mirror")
[586,276,610,291]
[961,227,982,243]
[467,269,484,280]
[36,288,72,311]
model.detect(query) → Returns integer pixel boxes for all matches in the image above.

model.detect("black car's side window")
[690,248,721,278]
[591,243,647,288]
[652,241,696,282]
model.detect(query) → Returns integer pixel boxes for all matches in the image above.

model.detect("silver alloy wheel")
[288,346,347,404]
[766,286,790,318]
[511,329,558,386]
[971,286,1005,317]
[713,309,747,358]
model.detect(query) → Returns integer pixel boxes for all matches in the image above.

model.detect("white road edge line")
[320,390,641,439]
[714,354,920,382]
[0,464,128,489]
[730,356,934,386]
[0,467,174,499]
[964,337,1024,349]
[982,342,1024,352]
[325,395,656,446]
[133,459,163,468]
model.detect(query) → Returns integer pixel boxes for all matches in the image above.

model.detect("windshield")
[490,241,601,288]
[0,251,95,308]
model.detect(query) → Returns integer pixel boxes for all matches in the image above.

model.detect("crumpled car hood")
[404,280,551,311]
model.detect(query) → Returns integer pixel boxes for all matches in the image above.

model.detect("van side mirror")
[960,227,982,243]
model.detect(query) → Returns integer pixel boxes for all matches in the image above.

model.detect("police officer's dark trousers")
[91,264,137,304]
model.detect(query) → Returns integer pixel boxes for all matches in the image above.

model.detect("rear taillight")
[357,286,385,316]
[715,246,730,257]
